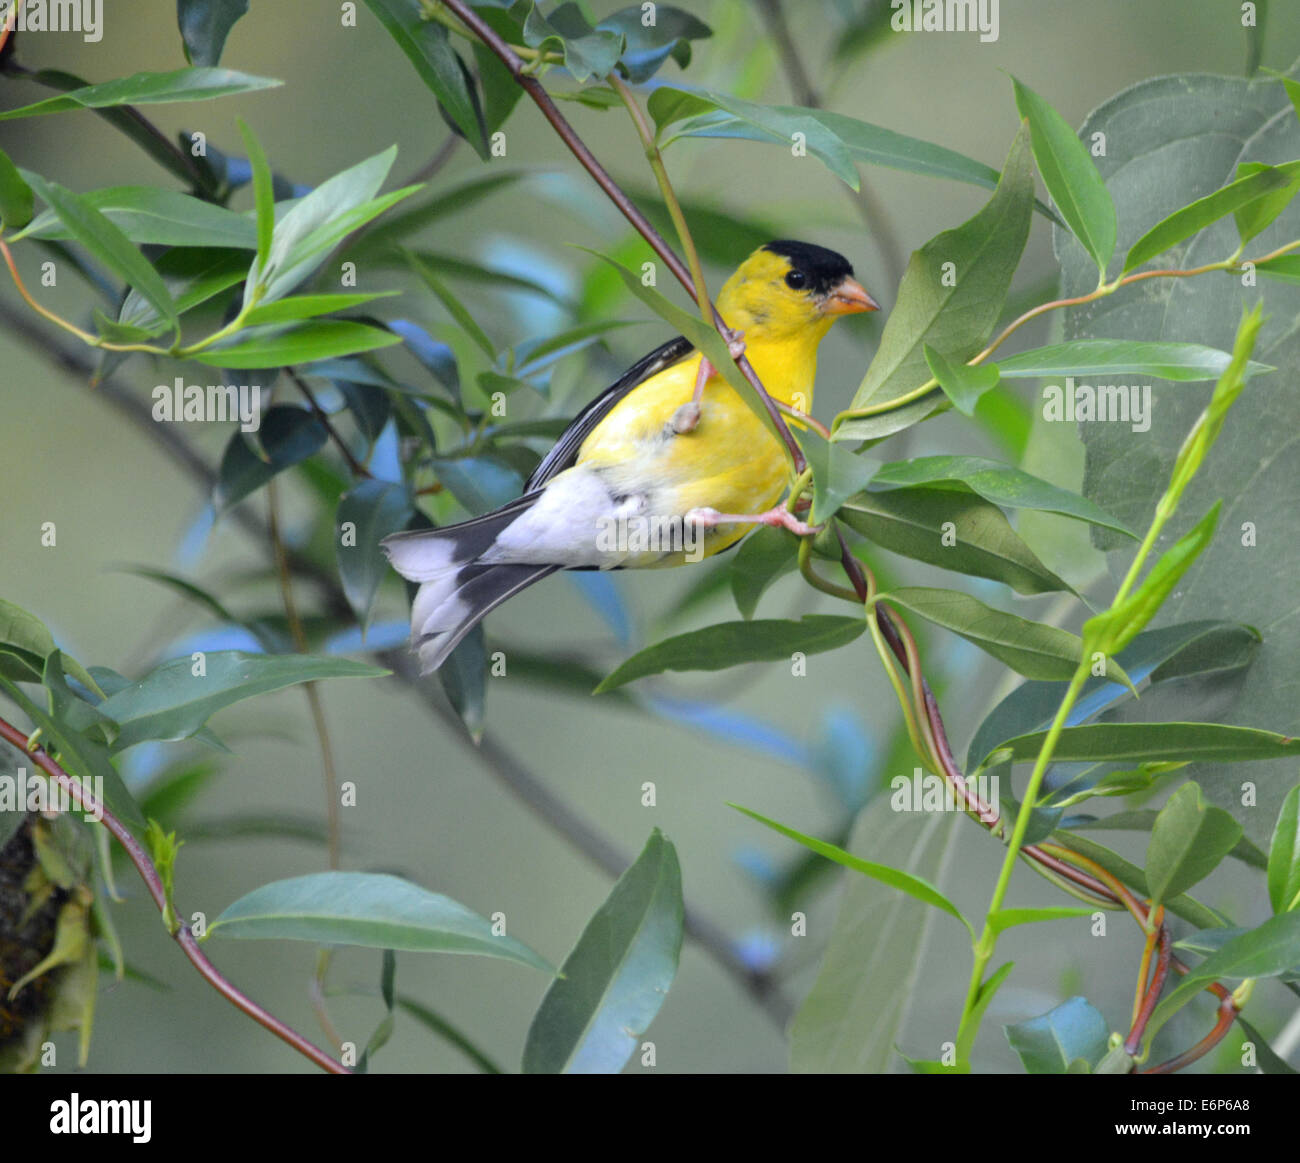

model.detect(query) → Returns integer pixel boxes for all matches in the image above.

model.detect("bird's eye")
[784,269,807,290]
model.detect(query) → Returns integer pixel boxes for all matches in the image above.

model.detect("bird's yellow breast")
[573,338,816,560]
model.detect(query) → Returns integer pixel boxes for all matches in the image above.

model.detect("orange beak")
[821,276,879,315]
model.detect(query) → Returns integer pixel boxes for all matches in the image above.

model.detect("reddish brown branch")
[437,0,808,474]
[0,716,349,1075]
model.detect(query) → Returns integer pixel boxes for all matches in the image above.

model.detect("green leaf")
[246,146,413,306]
[521,1,623,83]
[1049,833,1226,931]
[99,650,388,751]
[237,118,274,272]
[364,0,489,157]
[0,67,281,121]
[923,344,1000,416]
[799,437,876,525]
[967,620,1260,773]
[178,0,250,67]
[597,5,710,83]
[242,291,399,326]
[1004,996,1109,1074]
[522,829,682,1074]
[1061,73,1300,851]
[337,481,414,634]
[1268,784,1300,914]
[440,626,488,742]
[1145,782,1243,906]
[1237,1015,1298,1074]
[0,599,98,693]
[978,722,1300,771]
[837,126,1034,440]
[732,804,972,939]
[15,184,257,249]
[1149,913,1300,1042]
[214,407,327,511]
[870,455,1136,539]
[791,795,958,1072]
[404,252,495,359]
[118,247,248,335]
[576,246,785,448]
[208,871,551,970]
[1257,253,1300,283]
[987,907,1095,936]
[356,949,397,1073]
[348,170,533,255]
[595,614,866,693]
[0,147,34,229]
[1123,161,1300,273]
[0,676,145,831]
[1233,161,1300,245]
[1012,77,1117,277]
[25,176,176,329]
[197,320,401,368]
[995,339,1273,382]
[1085,503,1220,655]
[395,995,503,1073]
[649,84,857,187]
[652,88,1054,216]
[730,526,799,620]
[838,486,1074,596]
[959,961,1016,1058]
[877,587,1123,682]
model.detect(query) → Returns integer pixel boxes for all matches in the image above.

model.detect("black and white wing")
[524,334,694,490]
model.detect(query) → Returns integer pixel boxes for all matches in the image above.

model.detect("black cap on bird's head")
[761,239,878,316]
[762,240,855,294]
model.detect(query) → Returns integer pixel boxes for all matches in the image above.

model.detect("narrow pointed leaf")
[870,454,1136,538]
[208,871,551,970]
[595,615,866,693]
[0,67,280,121]
[877,587,1125,682]
[732,804,972,937]
[1268,785,1300,914]
[99,651,388,751]
[1012,77,1117,275]
[522,829,682,1073]
[839,486,1074,595]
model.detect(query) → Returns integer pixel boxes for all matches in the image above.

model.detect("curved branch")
[0,716,348,1075]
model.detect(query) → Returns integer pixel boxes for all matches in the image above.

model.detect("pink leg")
[686,504,822,538]
[670,328,746,435]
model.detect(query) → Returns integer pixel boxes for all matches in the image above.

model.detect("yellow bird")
[382,240,877,672]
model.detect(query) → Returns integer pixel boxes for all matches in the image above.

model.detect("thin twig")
[754,0,905,290]
[0,717,348,1074]
[288,367,373,479]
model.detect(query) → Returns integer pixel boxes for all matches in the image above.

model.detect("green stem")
[832,238,1300,431]
[956,661,1090,1055]
[608,74,713,325]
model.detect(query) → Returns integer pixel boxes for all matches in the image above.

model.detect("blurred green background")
[1,0,1295,1073]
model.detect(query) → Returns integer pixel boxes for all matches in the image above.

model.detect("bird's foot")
[670,401,702,434]
[686,505,823,538]
[671,330,747,436]
[717,326,746,363]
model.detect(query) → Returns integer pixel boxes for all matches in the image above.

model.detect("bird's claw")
[670,401,702,434]
[722,328,746,362]
[686,505,823,538]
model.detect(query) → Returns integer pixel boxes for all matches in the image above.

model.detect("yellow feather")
[573,246,844,559]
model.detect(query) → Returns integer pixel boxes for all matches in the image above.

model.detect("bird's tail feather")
[379,496,556,673]
[411,562,558,674]
[380,493,538,582]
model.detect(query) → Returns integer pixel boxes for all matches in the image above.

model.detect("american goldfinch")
[383,240,877,672]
